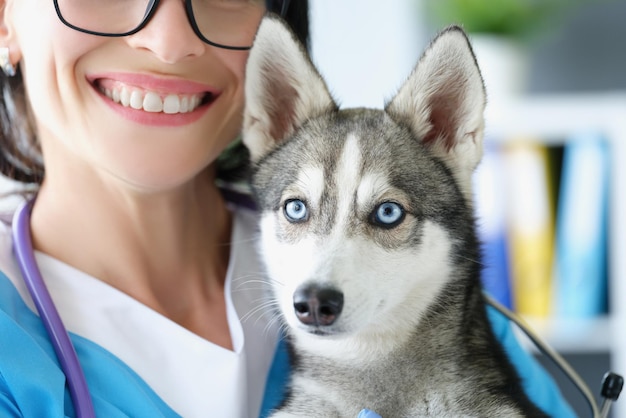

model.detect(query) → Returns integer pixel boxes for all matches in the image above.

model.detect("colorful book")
[473,142,512,309]
[553,132,609,317]
[502,140,556,318]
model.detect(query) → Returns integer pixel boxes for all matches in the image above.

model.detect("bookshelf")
[483,93,626,417]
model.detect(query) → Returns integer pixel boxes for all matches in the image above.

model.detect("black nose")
[293,284,344,327]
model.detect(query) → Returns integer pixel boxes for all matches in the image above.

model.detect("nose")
[127,0,205,63]
[293,284,344,327]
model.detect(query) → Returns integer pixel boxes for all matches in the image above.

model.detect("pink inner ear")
[422,82,464,151]
[263,65,300,143]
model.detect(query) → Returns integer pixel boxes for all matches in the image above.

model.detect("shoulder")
[0,268,181,417]
[0,206,38,312]
[0,264,68,416]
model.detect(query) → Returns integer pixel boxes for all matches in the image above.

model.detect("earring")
[0,47,16,77]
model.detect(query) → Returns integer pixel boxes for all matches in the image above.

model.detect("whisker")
[240,300,280,324]
[264,311,290,339]
[458,254,485,267]
[231,273,285,293]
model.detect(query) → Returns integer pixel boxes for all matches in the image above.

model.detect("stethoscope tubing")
[12,199,95,418]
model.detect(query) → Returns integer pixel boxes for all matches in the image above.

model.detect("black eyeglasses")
[53,0,291,51]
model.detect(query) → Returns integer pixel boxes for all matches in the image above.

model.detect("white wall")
[309,0,427,109]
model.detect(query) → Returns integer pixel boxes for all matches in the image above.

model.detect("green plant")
[425,0,576,37]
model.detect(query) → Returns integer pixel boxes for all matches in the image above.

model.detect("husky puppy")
[243,15,547,418]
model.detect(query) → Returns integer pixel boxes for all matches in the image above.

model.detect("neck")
[29,166,234,348]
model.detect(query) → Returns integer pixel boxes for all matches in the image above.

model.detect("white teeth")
[180,96,189,113]
[120,87,130,107]
[100,84,206,114]
[143,92,163,113]
[163,94,180,114]
[130,90,143,110]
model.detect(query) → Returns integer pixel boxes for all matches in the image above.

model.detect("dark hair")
[0,0,310,185]
[271,0,310,51]
[0,64,41,184]
[218,0,310,183]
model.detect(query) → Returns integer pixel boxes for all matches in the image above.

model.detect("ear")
[243,14,337,162]
[0,0,20,63]
[0,0,8,36]
[385,26,486,200]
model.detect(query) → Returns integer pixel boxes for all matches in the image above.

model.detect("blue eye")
[372,202,405,228]
[284,199,309,222]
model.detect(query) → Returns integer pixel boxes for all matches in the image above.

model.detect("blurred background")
[310,1,626,417]
[310,0,626,106]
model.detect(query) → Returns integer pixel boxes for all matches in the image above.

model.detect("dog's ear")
[385,26,486,200]
[243,15,337,162]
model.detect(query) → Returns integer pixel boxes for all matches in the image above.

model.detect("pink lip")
[87,72,219,95]
[86,72,221,127]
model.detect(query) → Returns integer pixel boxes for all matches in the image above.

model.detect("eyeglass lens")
[55,0,267,49]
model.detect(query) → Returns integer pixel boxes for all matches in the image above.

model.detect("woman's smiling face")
[1,0,265,191]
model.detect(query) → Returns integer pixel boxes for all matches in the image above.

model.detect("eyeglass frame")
[52,0,292,51]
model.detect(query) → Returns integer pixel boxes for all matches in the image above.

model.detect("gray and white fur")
[243,15,547,418]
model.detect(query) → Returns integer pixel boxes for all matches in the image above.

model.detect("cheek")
[212,48,249,83]
[346,223,454,330]
[259,215,321,310]
[260,215,320,284]
[206,47,249,123]
[14,2,103,137]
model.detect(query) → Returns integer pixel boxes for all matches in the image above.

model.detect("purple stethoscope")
[11,190,255,418]
[12,199,96,417]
